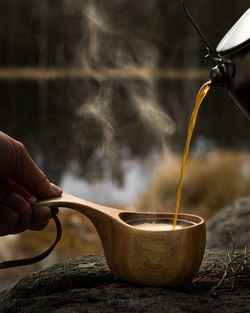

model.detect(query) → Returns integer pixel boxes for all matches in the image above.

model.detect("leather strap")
[0,215,62,269]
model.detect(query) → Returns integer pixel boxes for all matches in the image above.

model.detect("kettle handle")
[0,215,62,269]
[182,0,216,58]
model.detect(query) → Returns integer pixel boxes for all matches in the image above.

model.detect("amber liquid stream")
[173,82,211,229]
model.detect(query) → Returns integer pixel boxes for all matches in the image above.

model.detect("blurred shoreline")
[0,67,209,81]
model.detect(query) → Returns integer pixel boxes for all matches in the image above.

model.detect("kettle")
[183,1,250,120]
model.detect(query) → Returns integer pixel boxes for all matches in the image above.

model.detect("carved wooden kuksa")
[34,193,206,287]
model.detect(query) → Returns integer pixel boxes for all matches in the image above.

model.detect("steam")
[73,0,175,180]
[129,83,176,137]
[76,85,118,163]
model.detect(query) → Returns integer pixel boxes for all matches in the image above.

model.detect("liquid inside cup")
[126,218,196,231]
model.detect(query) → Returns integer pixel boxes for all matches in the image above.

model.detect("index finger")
[12,140,62,198]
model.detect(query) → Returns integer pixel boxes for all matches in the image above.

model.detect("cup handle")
[0,215,62,269]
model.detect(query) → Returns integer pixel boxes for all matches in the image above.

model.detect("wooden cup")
[34,193,206,287]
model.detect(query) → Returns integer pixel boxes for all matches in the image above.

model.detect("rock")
[0,251,250,313]
[206,197,250,249]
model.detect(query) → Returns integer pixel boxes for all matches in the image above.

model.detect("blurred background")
[0,0,250,289]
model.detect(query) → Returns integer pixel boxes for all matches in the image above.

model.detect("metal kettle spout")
[182,0,250,120]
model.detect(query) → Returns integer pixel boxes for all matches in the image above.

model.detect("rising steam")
[73,0,175,181]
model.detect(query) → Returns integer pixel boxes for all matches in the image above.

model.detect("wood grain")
[34,193,206,287]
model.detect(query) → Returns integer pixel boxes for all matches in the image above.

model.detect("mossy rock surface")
[0,250,250,313]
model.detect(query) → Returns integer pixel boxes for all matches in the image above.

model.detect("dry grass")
[137,150,250,219]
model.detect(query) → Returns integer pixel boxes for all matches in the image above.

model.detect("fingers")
[0,132,18,183]
[0,132,61,236]
[0,191,55,235]
[7,179,36,203]
[29,206,51,231]
[0,205,18,236]
[9,138,62,198]
[0,132,62,198]
[3,191,32,233]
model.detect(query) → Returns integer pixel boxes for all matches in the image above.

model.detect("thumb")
[12,140,62,198]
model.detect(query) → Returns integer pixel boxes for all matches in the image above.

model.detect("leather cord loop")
[0,215,62,269]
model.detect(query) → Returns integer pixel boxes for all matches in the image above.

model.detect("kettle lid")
[216,8,250,56]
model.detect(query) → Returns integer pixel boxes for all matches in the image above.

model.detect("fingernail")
[27,196,37,204]
[50,183,62,196]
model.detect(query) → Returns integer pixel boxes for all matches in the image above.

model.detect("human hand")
[0,131,62,236]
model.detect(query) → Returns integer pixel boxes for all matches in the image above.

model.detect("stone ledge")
[206,197,250,249]
[0,250,250,313]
